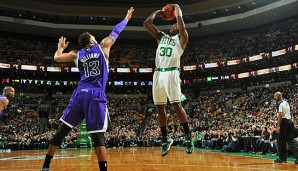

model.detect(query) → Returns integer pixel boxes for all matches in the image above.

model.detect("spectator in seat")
[221,132,239,152]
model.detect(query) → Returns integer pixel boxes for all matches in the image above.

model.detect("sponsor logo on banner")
[272,49,286,57]
[278,64,291,71]
[249,55,262,62]
[227,60,240,66]
[238,72,249,78]
[47,67,61,72]
[139,68,152,73]
[205,63,218,68]
[117,68,130,73]
[21,65,37,71]
[257,69,270,75]
[71,67,79,72]
[183,65,196,71]
[0,63,10,68]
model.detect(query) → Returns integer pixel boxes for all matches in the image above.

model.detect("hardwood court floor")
[0,147,297,171]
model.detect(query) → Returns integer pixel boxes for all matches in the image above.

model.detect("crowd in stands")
[0,19,297,92]
[0,95,77,150]
[0,83,297,159]
[0,95,148,150]
[183,21,298,65]
[0,19,297,68]
[188,83,298,154]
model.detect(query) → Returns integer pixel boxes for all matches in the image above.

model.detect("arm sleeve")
[109,19,128,39]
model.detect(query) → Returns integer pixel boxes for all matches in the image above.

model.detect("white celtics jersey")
[155,34,184,68]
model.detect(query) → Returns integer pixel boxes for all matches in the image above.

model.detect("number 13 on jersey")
[83,61,100,77]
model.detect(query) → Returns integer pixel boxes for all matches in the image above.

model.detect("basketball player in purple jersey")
[0,86,15,115]
[40,7,134,171]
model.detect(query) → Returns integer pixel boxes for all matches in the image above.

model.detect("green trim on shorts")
[181,97,187,102]
[170,100,181,104]
[156,67,178,72]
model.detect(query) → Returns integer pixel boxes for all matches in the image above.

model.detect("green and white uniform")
[153,34,185,105]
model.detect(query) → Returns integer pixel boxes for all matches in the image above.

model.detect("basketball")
[162,4,175,21]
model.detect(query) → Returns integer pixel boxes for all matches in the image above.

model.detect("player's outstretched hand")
[171,4,180,8]
[125,7,134,20]
[58,36,69,51]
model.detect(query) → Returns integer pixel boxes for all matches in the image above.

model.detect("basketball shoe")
[162,137,173,157]
[185,133,194,154]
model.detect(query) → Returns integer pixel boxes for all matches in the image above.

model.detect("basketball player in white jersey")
[144,4,194,157]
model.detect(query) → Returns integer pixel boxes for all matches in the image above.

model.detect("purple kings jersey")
[0,95,7,115]
[77,45,108,90]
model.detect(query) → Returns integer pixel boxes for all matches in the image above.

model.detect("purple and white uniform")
[60,44,111,133]
[0,95,7,115]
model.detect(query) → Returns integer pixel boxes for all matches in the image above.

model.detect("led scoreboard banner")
[0,63,10,68]
[21,65,37,71]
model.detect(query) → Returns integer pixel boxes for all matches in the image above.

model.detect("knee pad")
[91,133,105,147]
[51,124,72,146]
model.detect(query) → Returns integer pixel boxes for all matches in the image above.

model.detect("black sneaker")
[185,133,194,154]
[274,159,286,163]
[161,137,173,157]
[40,168,50,171]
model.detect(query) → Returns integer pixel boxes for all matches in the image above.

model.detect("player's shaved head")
[3,86,15,99]
[275,92,282,97]
[3,86,13,92]
[274,91,282,101]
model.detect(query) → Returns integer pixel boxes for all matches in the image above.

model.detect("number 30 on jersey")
[159,47,173,57]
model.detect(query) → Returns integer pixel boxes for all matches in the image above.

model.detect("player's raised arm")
[172,4,188,49]
[54,36,78,62]
[143,10,165,42]
[100,7,134,59]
